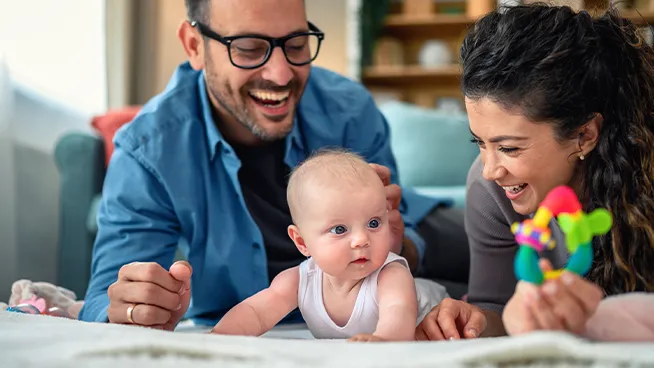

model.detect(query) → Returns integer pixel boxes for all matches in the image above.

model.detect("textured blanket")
[1,310,653,368]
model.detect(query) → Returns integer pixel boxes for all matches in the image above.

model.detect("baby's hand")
[347,333,385,342]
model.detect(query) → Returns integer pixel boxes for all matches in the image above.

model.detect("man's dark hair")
[185,0,211,23]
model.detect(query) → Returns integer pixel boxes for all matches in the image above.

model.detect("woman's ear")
[578,113,603,157]
[288,225,310,257]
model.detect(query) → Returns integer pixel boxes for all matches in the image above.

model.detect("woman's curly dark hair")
[460,4,654,295]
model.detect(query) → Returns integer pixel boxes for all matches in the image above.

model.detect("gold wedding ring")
[126,303,137,324]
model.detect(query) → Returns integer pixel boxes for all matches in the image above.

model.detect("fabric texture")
[78,62,445,325]
[3,311,653,367]
[230,139,299,282]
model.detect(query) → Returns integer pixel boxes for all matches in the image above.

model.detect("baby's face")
[296,181,392,280]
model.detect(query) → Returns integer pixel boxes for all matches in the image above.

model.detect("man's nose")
[261,47,293,87]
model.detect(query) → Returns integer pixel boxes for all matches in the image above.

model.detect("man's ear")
[579,113,603,157]
[177,20,205,70]
[288,225,310,257]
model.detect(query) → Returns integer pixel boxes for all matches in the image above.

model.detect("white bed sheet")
[1,310,653,368]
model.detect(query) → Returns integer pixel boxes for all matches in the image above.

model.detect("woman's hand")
[415,298,487,340]
[503,260,604,336]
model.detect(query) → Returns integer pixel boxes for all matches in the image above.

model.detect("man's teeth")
[503,184,526,193]
[249,90,290,102]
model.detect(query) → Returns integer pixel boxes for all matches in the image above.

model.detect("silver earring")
[579,154,585,161]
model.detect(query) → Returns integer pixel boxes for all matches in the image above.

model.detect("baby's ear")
[288,225,310,257]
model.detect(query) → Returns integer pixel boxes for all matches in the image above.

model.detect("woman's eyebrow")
[487,135,528,143]
[469,129,527,143]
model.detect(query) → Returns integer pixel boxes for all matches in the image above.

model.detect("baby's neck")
[323,273,365,296]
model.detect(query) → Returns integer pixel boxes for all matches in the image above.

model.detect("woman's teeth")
[503,184,527,193]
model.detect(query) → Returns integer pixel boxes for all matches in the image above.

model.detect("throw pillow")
[91,106,141,167]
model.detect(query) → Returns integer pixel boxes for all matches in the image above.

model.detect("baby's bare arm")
[374,262,418,341]
[211,266,300,336]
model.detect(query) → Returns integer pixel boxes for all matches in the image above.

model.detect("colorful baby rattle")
[511,185,613,285]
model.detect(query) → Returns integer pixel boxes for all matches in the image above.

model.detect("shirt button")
[253,243,261,249]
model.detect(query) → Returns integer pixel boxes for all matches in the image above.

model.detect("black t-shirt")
[231,140,305,283]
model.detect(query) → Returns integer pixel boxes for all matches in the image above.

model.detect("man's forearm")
[481,309,507,337]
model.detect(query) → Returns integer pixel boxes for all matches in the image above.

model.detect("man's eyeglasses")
[191,21,325,70]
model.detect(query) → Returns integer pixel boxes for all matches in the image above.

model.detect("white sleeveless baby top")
[297,253,409,339]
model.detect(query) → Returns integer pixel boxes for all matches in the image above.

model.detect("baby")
[210,149,447,341]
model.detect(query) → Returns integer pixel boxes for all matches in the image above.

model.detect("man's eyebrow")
[231,28,309,38]
[469,129,527,143]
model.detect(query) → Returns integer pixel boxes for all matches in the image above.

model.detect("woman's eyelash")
[471,137,517,153]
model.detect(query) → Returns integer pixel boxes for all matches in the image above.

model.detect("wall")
[306,0,349,76]
[0,0,104,302]
[0,133,17,303]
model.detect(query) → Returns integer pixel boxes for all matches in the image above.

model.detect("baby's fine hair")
[286,148,378,222]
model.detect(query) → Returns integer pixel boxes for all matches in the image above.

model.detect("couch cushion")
[380,101,478,187]
[91,106,141,167]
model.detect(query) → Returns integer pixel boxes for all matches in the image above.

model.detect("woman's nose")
[482,153,507,181]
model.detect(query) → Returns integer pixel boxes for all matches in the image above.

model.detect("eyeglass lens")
[229,34,320,68]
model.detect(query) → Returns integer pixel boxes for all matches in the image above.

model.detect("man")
[78,0,469,330]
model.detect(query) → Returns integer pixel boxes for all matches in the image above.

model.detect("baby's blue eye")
[330,225,347,235]
[368,219,380,228]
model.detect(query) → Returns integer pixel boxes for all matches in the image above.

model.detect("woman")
[415,4,654,340]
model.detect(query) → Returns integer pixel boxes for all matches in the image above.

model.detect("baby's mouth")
[351,257,369,265]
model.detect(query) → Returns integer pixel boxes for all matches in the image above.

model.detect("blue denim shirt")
[79,62,444,325]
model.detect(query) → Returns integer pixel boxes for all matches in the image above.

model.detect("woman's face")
[466,98,581,215]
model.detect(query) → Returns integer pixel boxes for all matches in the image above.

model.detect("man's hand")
[107,261,192,331]
[415,298,487,340]
[369,163,404,253]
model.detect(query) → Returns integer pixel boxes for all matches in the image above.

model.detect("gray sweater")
[465,156,569,315]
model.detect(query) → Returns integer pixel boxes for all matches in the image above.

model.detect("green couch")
[54,101,478,299]
[381,101,478,209]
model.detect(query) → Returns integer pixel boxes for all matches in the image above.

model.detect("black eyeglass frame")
[190,20,325,70]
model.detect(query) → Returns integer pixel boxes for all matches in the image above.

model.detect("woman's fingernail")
[179,285,186,295]
[561,273,574,286]
[175,303,181,311]
[448,336,455,341]
[467,328,478,338]
[543,282,557,295]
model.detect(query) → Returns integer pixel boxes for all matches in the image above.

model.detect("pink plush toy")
[583,292,654,342]
[4,279,84,319]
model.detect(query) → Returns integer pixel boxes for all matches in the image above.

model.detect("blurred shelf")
[382,13,474,38]
[381,10,654,39]
[362,65,461,86]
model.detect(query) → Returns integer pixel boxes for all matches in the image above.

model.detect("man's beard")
[205,69,296,142]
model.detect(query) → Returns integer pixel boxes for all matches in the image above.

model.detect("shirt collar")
[198,70,306,162]
[198,71,222,161]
